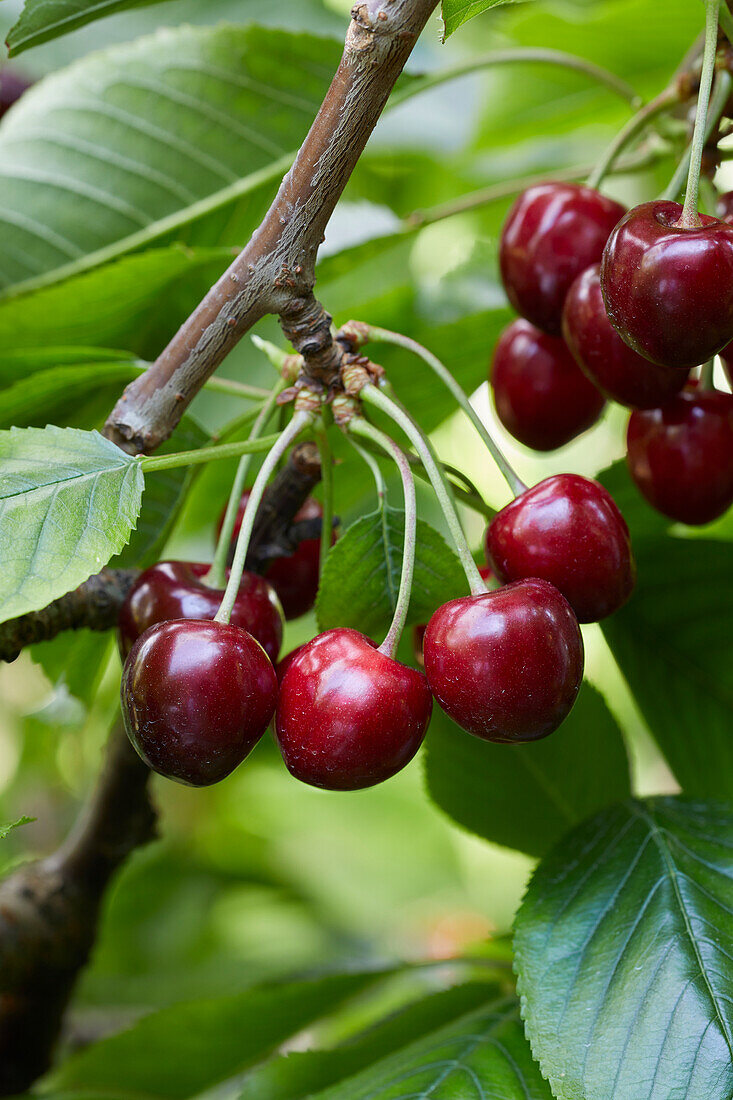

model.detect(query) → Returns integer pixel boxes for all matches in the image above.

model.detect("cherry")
[275,643,307,684]
[499,182,625,334]
[601,200,733,369]
[485,474,635,622]
[562,264,690,408]
[219,492,329,620]
[275,628,433,790]
[413,565,493,667]
[626,388,733,525]
[121,619,278,786]
[491,319,605,451]
[0,70,31,118]
[423,579,583,743]
[119,560,283,663]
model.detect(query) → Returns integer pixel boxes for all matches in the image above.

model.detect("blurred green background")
[0,0,719,1038]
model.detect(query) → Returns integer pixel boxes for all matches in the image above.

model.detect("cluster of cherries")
[120,454,635,792]
[493,181,733,526]
[119,180,732,799]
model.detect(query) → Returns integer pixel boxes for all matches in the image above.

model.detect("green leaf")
[308,995,552,1099]
[0,817,33,841]
[31,628,114,706]
[425,682,631,858]
[0,25,342,296]
[113,416,209,570]
[441,0,527,41]
[50,970,390,1097]
[0,345,134,387]
[0,425,143,623]
[514,797,733,1100]
[602,537,733,799]
[7,0,176,55]
[0,359,141,429]
[0,247,233,358]
[316,506,468,640]
[239,982,499,1100]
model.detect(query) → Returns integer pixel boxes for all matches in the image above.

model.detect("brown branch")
[0,569,138,663]
[0,723,156,1096]
[104,0,440,454]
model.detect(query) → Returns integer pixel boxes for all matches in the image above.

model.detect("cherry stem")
[675,0,720,229]
[662,70,732,202]
[586,86,679,191]
[349,418,417,659]
[359,325,526,497]
[204,379,287,590]
[214,410,314,625]
[138,433,281,474]
[390,47,641,111]
[361,384,487,596]
[315,415,334,585]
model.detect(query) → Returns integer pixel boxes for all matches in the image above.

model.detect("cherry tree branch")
[104,0,440,454]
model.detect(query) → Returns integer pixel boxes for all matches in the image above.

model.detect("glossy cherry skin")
[118,561,283,663]
[413,565,493,667]
[220,493,328,620]
[121,619,278,786]
[601,200,733,369]
[491,319,605,451]
[562,265,690,408]
[485,474,635,623]
[423,579,583,744]
[626,389,733,525]
[499,182,625,334]
[0,70,32,118]
[275,643,308,685]
[276,628,433,790]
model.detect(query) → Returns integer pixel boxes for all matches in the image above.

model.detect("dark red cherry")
[499,182,625,334]
[275,643,307,684]
[118,560,283,663]
[423,579,583,743]
[0,70,32,118]
[562,264,690,408]
[413,565,493,667]
[601,200,733,369]
[121,619,278,786]
[276,628,432,790]
[220,493,329,620]
[626,389,733,525]
[491,319,605,451]
[485,474,635,622]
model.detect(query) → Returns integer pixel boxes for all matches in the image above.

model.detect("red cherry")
[491,319,605,451]
[121,619,277,786]
[118,560,283,663]
[499,182,625,334]
[0,70,32,118]
[275,643,307,684]
[562,264,690,408]
[275,628,432,790]
[601,201,733,369]
[423,579,583,743]
[219,493,330,620]
[413,565,493,667]
[626,389,733,525]
[485,474,635,623]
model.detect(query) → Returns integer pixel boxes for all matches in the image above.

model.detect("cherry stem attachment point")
[586,86,679,191]
[349,418,417,659]
[361,384,487,597]
[214,410,314,625]
[315,416,334,585]
[138,432,281,474]
[675,0,720,228]
[357,324,526,498]
[204,379,287,590]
